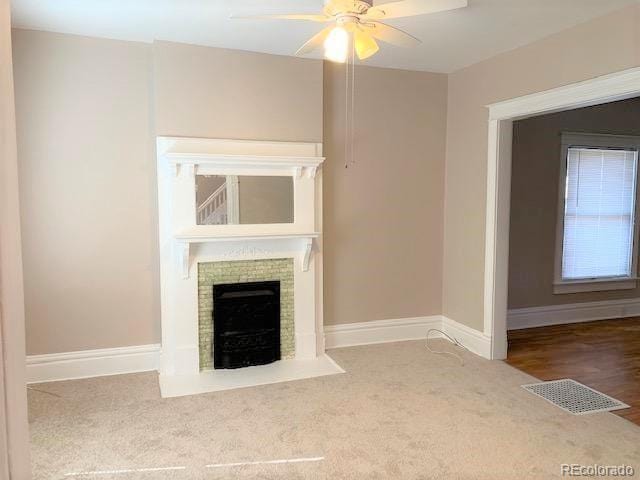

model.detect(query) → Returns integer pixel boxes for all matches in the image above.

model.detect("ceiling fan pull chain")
[344,47,349,169]
[344,37,356,169]
[350,37,356,168]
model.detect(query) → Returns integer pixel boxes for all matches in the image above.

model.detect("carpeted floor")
[29,340,640,479]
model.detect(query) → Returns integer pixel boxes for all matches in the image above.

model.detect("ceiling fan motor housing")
[324,0,373,17]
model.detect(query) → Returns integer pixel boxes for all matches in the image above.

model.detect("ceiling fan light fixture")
[354,30,379,60]
[324,26,349,63]
[236,0,468,62]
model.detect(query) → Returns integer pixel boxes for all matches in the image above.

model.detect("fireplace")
[213,281,281,369]
[156,137,341,397]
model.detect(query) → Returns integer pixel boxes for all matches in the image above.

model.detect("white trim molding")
[484,66,640,361]
[26,316,495,385]
[484,118,512,360]
[324,316,442,349]
[553,278,638,295]
[507,298,640,331]
[487,67,640,122]
[441,316,492,359]
[158,137,324,178]
[324,316,492,360]
[173,231,320,279]
[26,344,161,384]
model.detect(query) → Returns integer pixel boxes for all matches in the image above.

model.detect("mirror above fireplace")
[196,175,294,226]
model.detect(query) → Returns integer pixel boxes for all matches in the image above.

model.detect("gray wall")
[508,97,640,309]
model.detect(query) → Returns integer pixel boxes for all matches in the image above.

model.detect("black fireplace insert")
[213,280,280,369]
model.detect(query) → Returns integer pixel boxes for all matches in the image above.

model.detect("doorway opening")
[503,96,640,425]
[483,66,640,362]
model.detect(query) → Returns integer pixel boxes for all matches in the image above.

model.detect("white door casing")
[484,66,640,360]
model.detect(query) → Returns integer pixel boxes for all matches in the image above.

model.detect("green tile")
[197,258,295,371]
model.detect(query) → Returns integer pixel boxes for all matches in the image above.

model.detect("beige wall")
[443,4,640,330]
[14,3,639,355]
[0,0,31,475]
[323,62,447,325]
[152,41,323,142]
[154,42,448,325]
[13,34,324,355]
[12,30,159,355]
[508,97,640,309]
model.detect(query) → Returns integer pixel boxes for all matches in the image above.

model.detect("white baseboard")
[507,298,640,330]
[323,316,492,360]
[26,344,161,384]
[28,315,494,384]
[323,316,442,349]
[441,316,492,359]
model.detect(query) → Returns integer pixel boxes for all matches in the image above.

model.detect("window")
[554,133,640,294]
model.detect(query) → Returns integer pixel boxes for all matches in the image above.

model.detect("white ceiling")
[11,0,639,73]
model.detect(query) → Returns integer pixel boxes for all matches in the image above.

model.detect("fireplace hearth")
[213,281,281,369]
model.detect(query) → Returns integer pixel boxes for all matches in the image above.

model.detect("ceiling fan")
[235,0,468,62]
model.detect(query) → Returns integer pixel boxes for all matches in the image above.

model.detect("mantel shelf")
[174,230,320,243]
[167,154,324,178]
[158,137,324,178]
[174,230,320,278]
[166,153,324,166]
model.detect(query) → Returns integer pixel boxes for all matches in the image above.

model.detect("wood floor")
[506,317,640,425]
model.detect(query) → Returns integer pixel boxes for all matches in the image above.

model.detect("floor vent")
[522,379,629,415]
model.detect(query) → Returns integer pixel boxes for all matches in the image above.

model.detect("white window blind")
[562,147,638,280]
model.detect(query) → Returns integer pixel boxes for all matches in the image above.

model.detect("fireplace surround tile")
[198,258,295,371]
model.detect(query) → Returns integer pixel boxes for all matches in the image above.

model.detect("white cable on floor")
[425,329,468,366]
[27,386,62,398]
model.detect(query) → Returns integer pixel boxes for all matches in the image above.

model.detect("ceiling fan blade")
[354,29,379,60]
[295,25,335,56]
[359,22,421,48]
[364,0,467,20]
[232,14,331,22]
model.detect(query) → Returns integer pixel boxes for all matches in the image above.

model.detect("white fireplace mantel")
[174,230,319,278]
[166,154,323,179]
[155,136,338,397]
[159,136,325,178]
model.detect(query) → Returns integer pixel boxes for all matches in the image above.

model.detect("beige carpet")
[29,340,640,479]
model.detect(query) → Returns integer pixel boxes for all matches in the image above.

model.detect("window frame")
[554,132,640,294]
